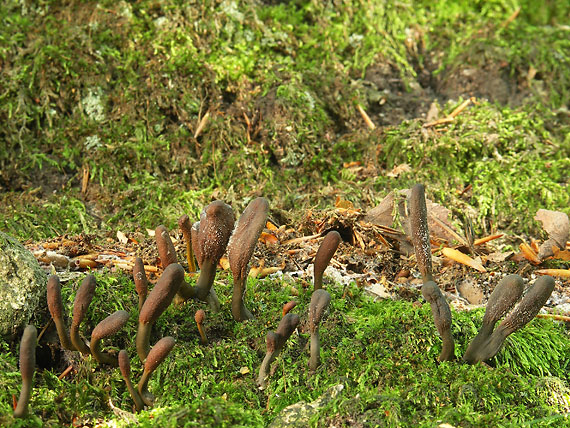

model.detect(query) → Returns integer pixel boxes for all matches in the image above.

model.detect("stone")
[268,384,344,428]
[0,231,47,339]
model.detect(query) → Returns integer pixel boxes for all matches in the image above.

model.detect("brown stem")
[422,281,454,361]
[133,257,149,312]
[308,289,331,372]
[231,276,253,321]
[118,350,144,412]
[195,310,208,345]
[70,275,97,355]
[14,325,37,418]
[178,214,197,272]
[46,275,75,351]
[138,336,175,407]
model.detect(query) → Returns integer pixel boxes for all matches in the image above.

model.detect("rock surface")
[0,231,47,339]
[268,384,344,428]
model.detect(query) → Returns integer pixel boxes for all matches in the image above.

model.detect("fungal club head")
[313,231,341,290]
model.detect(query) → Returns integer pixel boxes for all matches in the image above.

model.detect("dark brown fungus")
[409,183,433,282]
[463,274,524,364]
[155,225,178,268]
[195,309,208,345]
[422,281,454,361]
[14,325,37,418]
[228,197,269,321]
[257,313,300,389]
[308,289,331,372]
[313,231,341,290]
[193,201,235,310]
[178,214,197,272]
[91,310,130,366]
[118,350,144,412]
[133,257,149,312]
[70,274,97,355]
[138,336,175,406]
[466,275,555,363]
[136,264,183,362]
[46,274,74,351]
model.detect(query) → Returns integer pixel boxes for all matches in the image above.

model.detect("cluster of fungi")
[13,187,555,418]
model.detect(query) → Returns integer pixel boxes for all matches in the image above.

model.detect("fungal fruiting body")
[178,214,197,272]
[409,184,454,361]
[463,274,524,364]
[195,309,208,345]
[464,275,555,363]
[192,201,235,310]
[14,325,37,418]
[46,274,74,351]
[118,350,144,412]
[228,197,269,321]
[136,263,184,362]
[257,313,300,389]
[70,274,97,355]
[91,310,130,366]
[138,336,176,406]
[313,231,341,290]
[133,257,149,312]
[155,225,178,268]
[308,289,331,372]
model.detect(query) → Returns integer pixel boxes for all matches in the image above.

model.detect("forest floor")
[1,0,569,427]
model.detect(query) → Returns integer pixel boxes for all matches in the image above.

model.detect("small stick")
[536,313,570,322]
[58,365,73,380]
[357,104,376,130]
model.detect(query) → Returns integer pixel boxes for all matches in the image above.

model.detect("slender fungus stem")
[463,275,524,364]
[257,313,300,389]
[228,197,269,321]
[195,309,208,345]
[409,183,454,361]
[46,274,75,351]
[133,257,149,312]
[138,336,175,407]
[136,264,183,362]
[282,301,297,317]
[178,214,197,272]
[14,325,37,418]
[70,275,97,355]
[91,310,130,366]
[118,350,144,412]
[308,290,331,372]
[313,231,341,290]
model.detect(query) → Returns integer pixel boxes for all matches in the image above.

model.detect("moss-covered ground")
[1,0,569,426]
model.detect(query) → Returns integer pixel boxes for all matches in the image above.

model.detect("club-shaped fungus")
[178,214,197,272]
[90,310,130,366]
[308,289,331,372]
[227,197,269,321]
[136,264,183,362]
[46,274,74,351]
[313,231,341,290]
[70,275,97,355]
[195,309,208,345]
[133,257,149,312]
[118,350,144,412]
[14,325,37,418]
[138,336,175,406]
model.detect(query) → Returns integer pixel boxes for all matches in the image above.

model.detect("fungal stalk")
[463,274,524,364]
[464,275,555,363]
[133,257,149,312]
[228,197,269,321]
[410,184,454,361]
[14,325,37,418]
[313,231,341,290]
[138,336,175,406]
[308,289,331,372]
[70,274,97,355]
[90,310,130,366]
[178,214,197,272]
[282,301,297,317]
[195,309,208,345]
[118,350,144,412]
[46,274,74,351]
[257,313,300,389]
[136,264,183,362]
[155,225,178,268]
